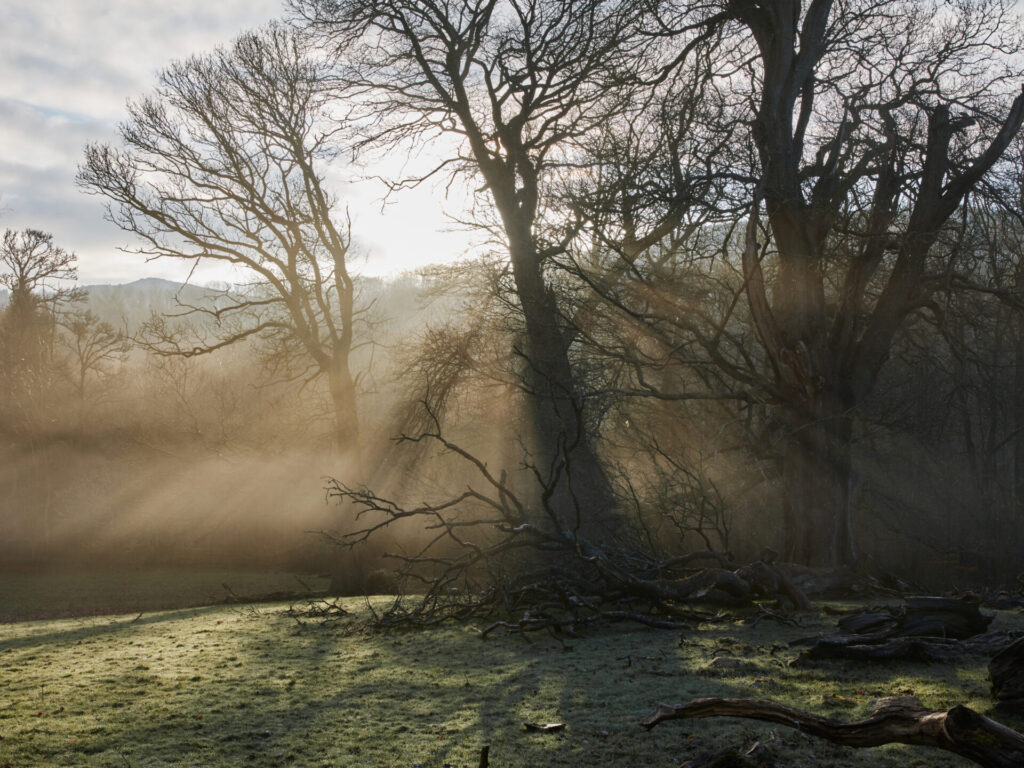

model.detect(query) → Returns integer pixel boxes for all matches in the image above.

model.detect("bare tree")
[0,229,83,422]
[291,0,662,530]
[629,0,1024,566]
[78,25,366,464]
[58,310,130,399]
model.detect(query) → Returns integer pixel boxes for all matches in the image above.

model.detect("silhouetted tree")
[292,0,661,531]
[79,25,366,464]
[641,0,1024,566]
[0,229,83,429]
[58,310,130,399]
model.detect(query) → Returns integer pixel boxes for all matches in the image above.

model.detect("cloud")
[2,1,285,120]
[0,0,476,284]
[0,0,285,282]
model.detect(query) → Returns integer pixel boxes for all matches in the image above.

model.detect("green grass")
[3,591,1023,768]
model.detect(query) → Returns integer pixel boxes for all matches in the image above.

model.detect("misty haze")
[3,2,1024,767]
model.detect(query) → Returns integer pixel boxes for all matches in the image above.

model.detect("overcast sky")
[0,0,473,285]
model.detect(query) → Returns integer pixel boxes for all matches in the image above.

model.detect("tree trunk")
[780,397,855,567]
[758,210,857,568]
[1013,267,1024,510]
[328,363,360,471]
[507,234,616,539]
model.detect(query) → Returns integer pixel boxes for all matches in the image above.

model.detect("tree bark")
[990,637,1024,712]
[1014,261,1024,509]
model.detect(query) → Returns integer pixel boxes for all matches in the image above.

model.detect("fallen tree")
[796,631,1020,663]
[791,596,1022,663]
[990,637,1024,713]
[642,696,1024,768]
[321,407,821,630]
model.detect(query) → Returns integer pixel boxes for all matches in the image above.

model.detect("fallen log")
[795,630,1020,664]
[650,561,812,610]
[990,637,1024,712]
[898,596,993,639]
[654,568,753,603]
[830,596,993,640]
[642,696,1024,768]
[735,561,813,611]
[773,564,877,598]
[793,596,1003,662]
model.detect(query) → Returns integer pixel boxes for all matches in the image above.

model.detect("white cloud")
[0,0,478,285]
[0,1,280,283]
[2,1,284,121]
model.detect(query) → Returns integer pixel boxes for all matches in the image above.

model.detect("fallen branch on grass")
[791,596,1019,663]
[795,630,1021,663]
[642,696,1024,768]
[283,598,351,627]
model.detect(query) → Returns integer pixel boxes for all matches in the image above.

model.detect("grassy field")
[1,579,1022,767]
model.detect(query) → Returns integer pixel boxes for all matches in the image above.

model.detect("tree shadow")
[4,602,1008,767]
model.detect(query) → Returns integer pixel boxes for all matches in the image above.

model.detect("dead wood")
[796,631,1019,663]
[323,416,817,630]
[773,564,877,598]
[642,696,1024,768]
[899,596,993,638]
[835,611,895,635]
[982,579,1024,610]
[653,568,753,603]
[641,561,811,611]
[284,598,351,627]
[984,595,1024,610]
[793,595,1005,662]
[735,561,813,611]
[661,551,736,570]
[990,637,1024,712]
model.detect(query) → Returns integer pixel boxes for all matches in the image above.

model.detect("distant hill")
[81,277,221,328]
[0,278,212,327]
[1,272,450,337]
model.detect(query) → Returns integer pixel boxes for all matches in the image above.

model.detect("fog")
[5,0,1024,600]
[0,275,420,574]
[1,258,1020,596]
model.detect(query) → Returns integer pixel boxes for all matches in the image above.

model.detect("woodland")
[5,1,1024,766]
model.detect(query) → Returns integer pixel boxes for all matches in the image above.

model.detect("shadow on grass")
[7,602,1019,767]
[69,617,806,766]
[0,605,228,652]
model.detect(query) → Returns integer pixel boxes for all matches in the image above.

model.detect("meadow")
[2,574,1022,767]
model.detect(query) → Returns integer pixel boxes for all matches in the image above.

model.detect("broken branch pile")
[320,413,840,630]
